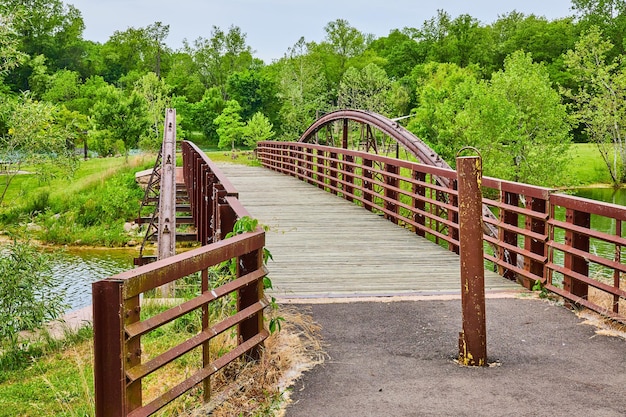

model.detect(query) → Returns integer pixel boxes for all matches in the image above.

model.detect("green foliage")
[563,25,626,185]
[243,111,274,149]
[0,241,66,365]
[89,83,150,155]
[0,92,79,205]
[134,72,172,151]
[214,99,244,150]
[338,63,393,115]
[277,37,331,140]
[460,51,571,185]
[407,62,480,164]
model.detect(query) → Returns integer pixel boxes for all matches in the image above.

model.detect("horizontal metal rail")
[93,143,267,417]
[258,141,626,323]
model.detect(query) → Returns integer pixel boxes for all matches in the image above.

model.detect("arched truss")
[298,109,502,244]
[298,109,452,179]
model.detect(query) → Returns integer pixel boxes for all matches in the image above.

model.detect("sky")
[68,0,576,63]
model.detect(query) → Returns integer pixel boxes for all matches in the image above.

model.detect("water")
[48,248,136,313]
[572,187,626,207]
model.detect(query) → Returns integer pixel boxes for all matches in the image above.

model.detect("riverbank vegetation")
[0,154,154,246]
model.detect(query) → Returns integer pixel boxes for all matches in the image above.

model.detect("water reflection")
[573,187,626,207]
[49,248,135,313]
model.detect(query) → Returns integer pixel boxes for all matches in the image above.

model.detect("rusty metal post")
[456,153,487,367]
[158,108,177,296]
[413,170,426,237]
[563,208,590,304]
[384,163,399,224]
[237,247,265,361]
[93,280,125,416]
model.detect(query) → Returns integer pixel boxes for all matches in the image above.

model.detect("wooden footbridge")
[218,163,518,298]
[92,109,626,416]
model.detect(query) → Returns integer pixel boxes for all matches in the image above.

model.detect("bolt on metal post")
[456,149,487,366]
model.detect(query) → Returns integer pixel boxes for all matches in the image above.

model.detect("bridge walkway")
[217,164,521,299]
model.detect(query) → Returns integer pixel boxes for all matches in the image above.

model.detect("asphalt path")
[284,297,626,417]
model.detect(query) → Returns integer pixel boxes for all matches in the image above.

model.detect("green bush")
[0,241,66,369]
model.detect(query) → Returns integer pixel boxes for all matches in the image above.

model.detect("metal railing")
[257,141,626,323]
[93,141,267,416]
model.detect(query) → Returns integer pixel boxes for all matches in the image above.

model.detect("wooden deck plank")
[218,164,521,298]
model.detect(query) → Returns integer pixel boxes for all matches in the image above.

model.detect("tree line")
[1,0,626,186]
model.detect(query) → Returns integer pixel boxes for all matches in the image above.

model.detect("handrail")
[258,141,626,324]
[93,143,267,417]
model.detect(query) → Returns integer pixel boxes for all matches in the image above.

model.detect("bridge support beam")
[158,108,177,296]
[456,155,487,367]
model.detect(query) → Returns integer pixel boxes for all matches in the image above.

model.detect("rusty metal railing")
[257,141,626,323]
[93,142,267,416]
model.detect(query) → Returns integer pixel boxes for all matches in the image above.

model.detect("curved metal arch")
[298,109,452,175]
[298,109,502,245]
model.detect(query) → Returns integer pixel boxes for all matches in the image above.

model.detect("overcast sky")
[68,0,575,63]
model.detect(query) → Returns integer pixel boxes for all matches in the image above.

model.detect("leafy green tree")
[227,68,280,124]
[407,62,480,164]
[337,63,392,115]
[134,72,172,150]
[0,240,65,366]
[0,12,26,78]
[39,69,81,104]
[214,99,244,150]
[180,87,225,143]
[490,13,578,84]
[0,93,78,204]
[243,112,274,149]
[571,0,626,57]
[89,84,150,156]
[460,51,571,185]
[277,37,331,140]
[165,52,205,102]
[308,19,372,88]
[0,0,86,91]
[367,29,426,79]
[186,25,254,99]
[563,26,626,184]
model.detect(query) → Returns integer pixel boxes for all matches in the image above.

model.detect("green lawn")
[564,143,612,186]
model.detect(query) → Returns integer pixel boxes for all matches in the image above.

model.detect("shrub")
[0,241,66,368]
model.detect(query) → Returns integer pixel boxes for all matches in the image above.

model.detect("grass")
[0,307,323,417]
[0,154,156,246]
[564,143,613,186]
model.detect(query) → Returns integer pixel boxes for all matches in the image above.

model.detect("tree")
[563,26,626,185]
[227,68,280,124]
[0,240,65,365]
[183,87,225,143]
[214,99,244,150]
[460,51,571,185]
[134,72,172,150]
[243,111,274,149]
[337,63,392,115]
[0,0,86,91]
[0,13,26,78]
[571,0,626,57]
[277,37,331,140]
[367,29,426,79]
[89,84,150,156]
[0,93,78,205]
[165,52,205,102]
[186,25,254,99]
[407,62,480,164]
[145,22,170,78]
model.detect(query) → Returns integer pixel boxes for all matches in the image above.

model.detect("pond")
[49,248,137,313]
